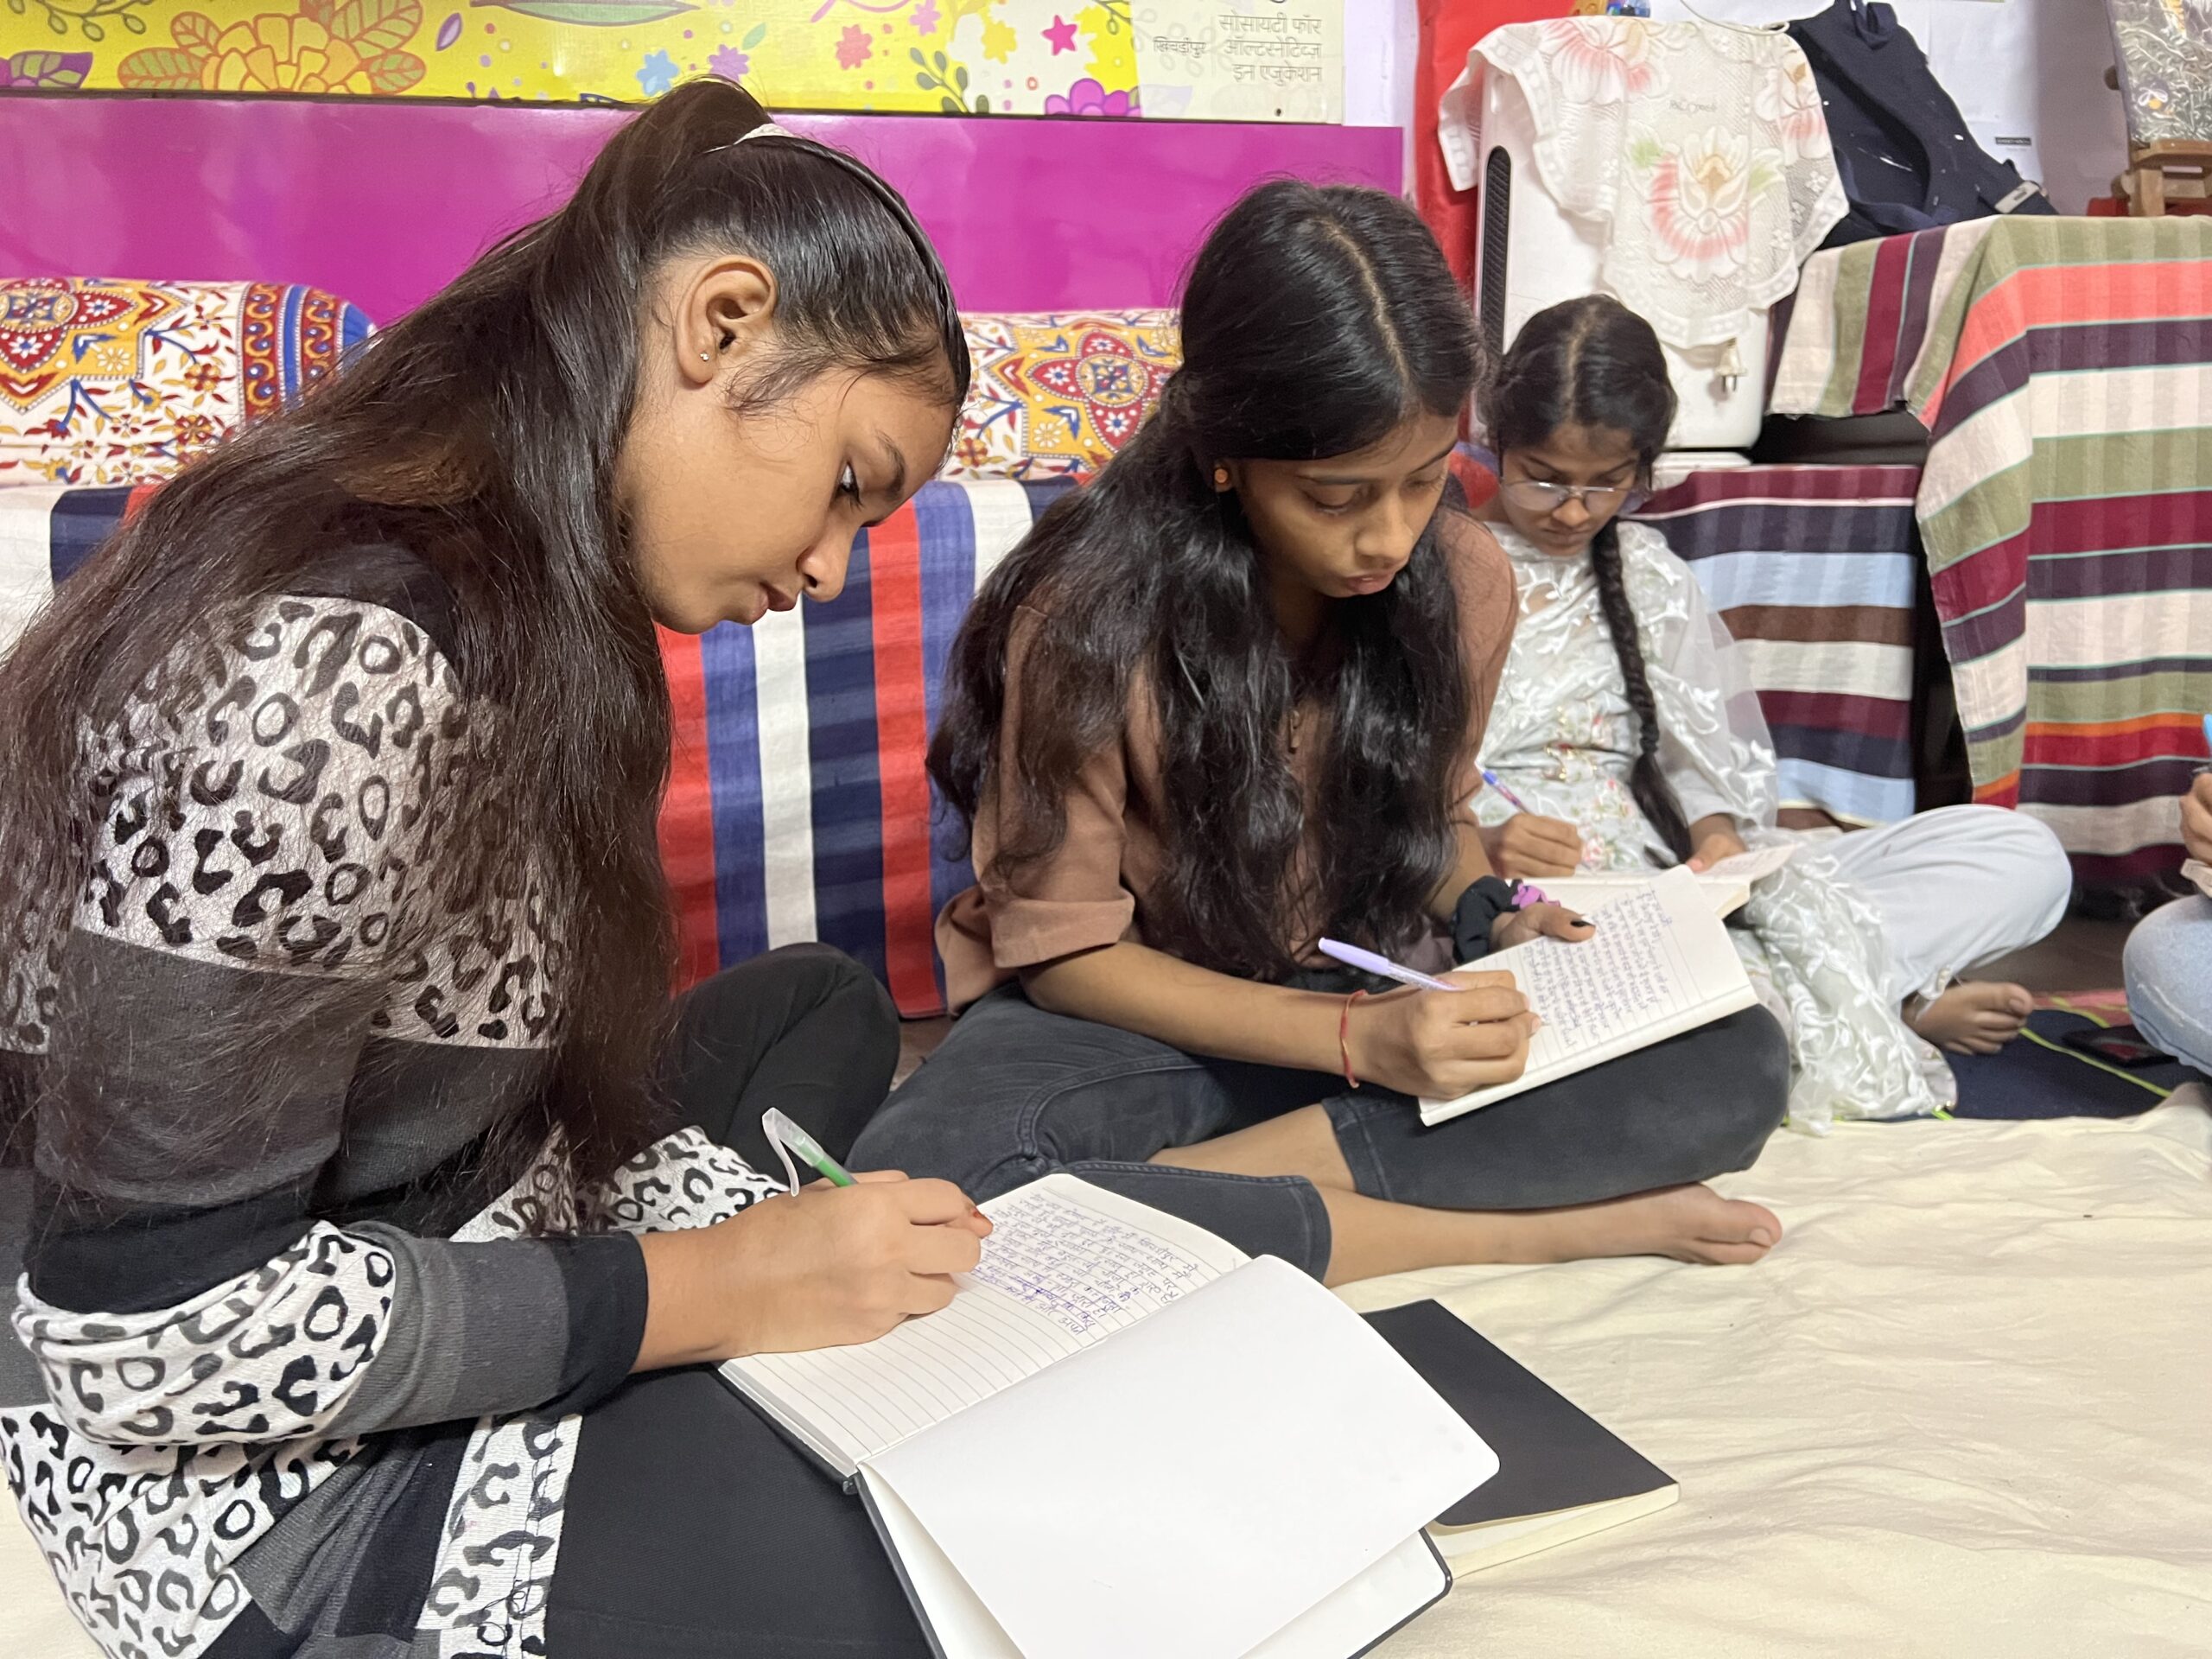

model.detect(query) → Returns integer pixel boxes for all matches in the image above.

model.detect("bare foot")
[1500,1183,1782,1267]
[1907,981,2035,1055]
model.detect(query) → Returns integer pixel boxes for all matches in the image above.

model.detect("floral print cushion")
[0,289,1154,488]
[950,310,1180,480]
[0,277,372,486]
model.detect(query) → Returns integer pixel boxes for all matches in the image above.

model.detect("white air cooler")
[1462,68,1770,454]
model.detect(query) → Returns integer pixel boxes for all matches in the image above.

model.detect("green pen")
[762,1107,855,1188]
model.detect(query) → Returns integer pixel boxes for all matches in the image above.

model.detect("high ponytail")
[0,79,967,1206]
[1482,295,1691,862]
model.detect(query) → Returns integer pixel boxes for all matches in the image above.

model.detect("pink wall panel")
[0,96,1402,321]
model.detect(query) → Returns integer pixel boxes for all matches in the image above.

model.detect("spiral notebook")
[721,1176,1497,1659]
[1420,865,1759,1125]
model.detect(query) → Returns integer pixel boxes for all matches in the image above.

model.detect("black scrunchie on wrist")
[1451,875,1522,963]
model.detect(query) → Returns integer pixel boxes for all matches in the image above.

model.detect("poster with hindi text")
[1133,0,1341,124]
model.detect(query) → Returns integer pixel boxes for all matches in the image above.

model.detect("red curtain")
[1414,0,1572,292]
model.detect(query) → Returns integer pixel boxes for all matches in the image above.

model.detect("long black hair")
[1484,295,1690,861]
[931,181,1481,982]
[0,79,968,1205]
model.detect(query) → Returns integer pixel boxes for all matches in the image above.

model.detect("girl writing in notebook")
[1471,296,2073,1126]
[854,184,1791,1281]
[2,83,988,1659]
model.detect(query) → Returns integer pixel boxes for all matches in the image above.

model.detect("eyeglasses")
[1498,479,1645,515]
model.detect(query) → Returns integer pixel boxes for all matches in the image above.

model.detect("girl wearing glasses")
[855,189,1795,1282]
[1476,296,2072,1127]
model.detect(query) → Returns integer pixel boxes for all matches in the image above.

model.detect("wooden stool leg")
[2135,162,2169,217]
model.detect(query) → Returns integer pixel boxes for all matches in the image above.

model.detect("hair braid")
[1588,520,1693,861]
[1484,295,1695,864]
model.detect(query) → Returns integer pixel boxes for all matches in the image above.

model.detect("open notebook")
[1529,842,1797,924]
[721,1175,1497,1659]
[1535,872,1750,921]
[1420,864,1759,1125]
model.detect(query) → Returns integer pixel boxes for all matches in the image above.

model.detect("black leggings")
[852,982,1791,1277]
[547,944,930,1658]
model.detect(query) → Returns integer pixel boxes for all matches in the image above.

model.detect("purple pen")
[1479,767,1534,814]
[1317,938,1461,993]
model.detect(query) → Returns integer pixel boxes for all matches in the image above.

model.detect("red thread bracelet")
[1339,989,1368,1090]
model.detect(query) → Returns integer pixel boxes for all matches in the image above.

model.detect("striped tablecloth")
[1629,465,1923,826]
[1770,216,2212,884]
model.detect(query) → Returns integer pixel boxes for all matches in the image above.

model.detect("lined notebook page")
[1421,866,1755,1124]
[1697,842,1796,883]
[863,1257,1492,1659]
[721,1174,1249,1475]
[1535,873,1746,920]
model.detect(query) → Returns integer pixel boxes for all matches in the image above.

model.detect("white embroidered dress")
[1476,522,1952,1130]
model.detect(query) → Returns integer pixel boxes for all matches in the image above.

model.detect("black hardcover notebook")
[1365,1300,1679,1568]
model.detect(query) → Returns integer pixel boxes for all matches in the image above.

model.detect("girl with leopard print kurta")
[3,80,983,1659]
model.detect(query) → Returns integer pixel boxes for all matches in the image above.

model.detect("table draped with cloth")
[1769,214,2212,886]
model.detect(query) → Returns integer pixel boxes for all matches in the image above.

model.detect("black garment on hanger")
[1789,0,2055,247]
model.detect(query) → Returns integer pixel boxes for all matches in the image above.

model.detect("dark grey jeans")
[850,983,1790,1280]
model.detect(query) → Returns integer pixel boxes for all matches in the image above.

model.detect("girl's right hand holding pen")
[1344,972,1541,1099]
[632,1173,994,1371]
[1480,813,1585,880]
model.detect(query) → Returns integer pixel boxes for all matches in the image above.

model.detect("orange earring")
[1212,465,1230,488]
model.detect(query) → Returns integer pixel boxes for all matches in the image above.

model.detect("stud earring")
[1212,465,1230,488]
[700,351,713,362]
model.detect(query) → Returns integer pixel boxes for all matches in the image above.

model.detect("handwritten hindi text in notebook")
[1420,865,1758,1124]
[721,1177,1248,1477]
[719,1176,1498,1659]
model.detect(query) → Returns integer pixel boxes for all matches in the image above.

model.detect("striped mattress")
[1770,215,2212,884]
[0,478,1071,1015]
[0,469,1923,1010]
[655,479,1068,1014]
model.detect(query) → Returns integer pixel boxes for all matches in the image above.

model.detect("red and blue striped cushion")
[658,478,1071,1014]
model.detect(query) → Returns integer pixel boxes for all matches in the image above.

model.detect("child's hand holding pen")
[1478,768,1584,879]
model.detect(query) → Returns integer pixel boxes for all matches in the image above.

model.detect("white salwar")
[1478,521,2071,1130]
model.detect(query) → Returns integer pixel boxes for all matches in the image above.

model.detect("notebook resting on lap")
[721,1176,1495,1659]
[1421,865,1760,1125]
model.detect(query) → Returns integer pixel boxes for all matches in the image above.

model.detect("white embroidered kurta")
[1476,522,1954,1130]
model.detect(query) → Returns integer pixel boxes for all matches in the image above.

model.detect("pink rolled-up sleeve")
[935,607,1141,1008]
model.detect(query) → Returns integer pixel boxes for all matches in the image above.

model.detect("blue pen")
[2200,715,2212,774]
[1479,767,1533,814]
[1318,938,1463,993]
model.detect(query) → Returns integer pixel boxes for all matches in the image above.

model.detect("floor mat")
[1340,1100,2212,1658]
[1945,991,2195,1118]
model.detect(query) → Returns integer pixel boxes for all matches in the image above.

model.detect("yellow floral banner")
[0,0,1243,113]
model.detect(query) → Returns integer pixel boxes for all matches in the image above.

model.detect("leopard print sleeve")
[14,591,647,1449]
